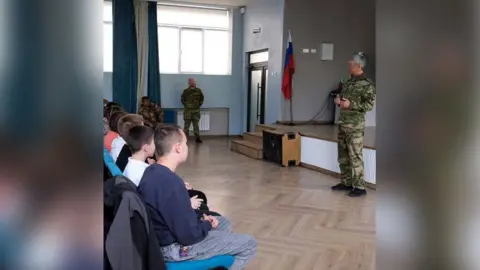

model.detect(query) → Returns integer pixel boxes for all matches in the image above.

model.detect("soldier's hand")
[340,98,350,108]
[334,96,341,105]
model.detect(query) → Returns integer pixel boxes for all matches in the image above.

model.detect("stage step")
[243,132,263,145]
[254,124,276,133]
[230,140,263,160]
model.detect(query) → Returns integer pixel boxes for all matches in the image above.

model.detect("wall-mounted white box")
[320,43,334,60]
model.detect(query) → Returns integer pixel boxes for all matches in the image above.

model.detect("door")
[248,67,267,132]
[247,50,268,132]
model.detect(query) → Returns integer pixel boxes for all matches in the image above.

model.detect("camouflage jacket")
[138,103,164,127]
[181,87,204,111]
[338,74,376,130]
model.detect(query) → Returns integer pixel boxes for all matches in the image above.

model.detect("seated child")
[138,125,257,269]
[115,114,147,171]
[104,109,125,152]
[122,125,156,186]
[110,114,143,162]
[124,125,216,215]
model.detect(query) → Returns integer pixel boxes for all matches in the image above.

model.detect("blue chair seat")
[163,109,177,124]
[166,255,234,270]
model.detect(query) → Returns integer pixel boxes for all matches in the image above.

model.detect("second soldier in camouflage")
[181,78,204,143]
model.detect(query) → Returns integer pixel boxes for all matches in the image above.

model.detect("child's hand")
[203,215,219,228]
[190,195,203,209]
[185,182,193,190]
[147,158,155,165]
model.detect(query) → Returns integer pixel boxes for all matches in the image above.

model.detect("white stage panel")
[301,136,376,184]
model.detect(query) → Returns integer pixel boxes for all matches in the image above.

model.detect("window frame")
[157,4,232,75]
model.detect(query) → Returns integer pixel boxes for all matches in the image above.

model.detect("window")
[157,4,231,75]
[103,1,113,72]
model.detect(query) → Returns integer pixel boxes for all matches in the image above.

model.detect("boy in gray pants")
[138,125,257,269]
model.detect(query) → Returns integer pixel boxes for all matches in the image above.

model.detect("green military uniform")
[138,102,164,128]
[337,74,375,190]
[181,87,204,137]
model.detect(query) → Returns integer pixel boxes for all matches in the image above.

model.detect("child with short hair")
[111,114,144,162]
[124,125,217,216]
[122,126,155,186]
[105,111,126,153]
[138,125,256,268]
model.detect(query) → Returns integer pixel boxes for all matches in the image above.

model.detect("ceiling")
[160,0,249,7]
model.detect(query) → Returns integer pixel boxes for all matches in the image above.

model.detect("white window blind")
[158,27,180,73]
[180,29,203,73]
[157,5,229,29]
[103,1,113,72]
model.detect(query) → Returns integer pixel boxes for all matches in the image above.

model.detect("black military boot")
[347,188,367,197]
[195,137,203,143]
[331,183,353,191]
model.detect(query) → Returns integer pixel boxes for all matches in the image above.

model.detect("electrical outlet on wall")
[302,48,310,53]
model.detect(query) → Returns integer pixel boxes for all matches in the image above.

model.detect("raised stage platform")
[269,124,375,149]
[258,124,376,186]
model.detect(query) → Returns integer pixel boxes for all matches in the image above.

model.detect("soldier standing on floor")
[138,96,164,128]
[331,53,376,197]
[181,78,204,143]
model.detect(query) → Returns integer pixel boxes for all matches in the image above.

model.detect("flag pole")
[288,76,294,125]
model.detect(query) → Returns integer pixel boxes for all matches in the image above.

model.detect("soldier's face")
[348,61,361,74]
[188,79,196,88]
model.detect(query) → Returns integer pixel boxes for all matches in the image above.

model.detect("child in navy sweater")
[138,125,256,269]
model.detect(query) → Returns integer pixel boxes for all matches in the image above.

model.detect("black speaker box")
[262,130,301,167]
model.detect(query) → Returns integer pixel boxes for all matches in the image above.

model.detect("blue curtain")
[147,2,161,106]
[112,0,138,113]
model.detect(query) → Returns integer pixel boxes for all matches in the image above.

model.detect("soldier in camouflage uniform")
[181,78,204,143]
[138,97,164,128]
[331,54,376,197]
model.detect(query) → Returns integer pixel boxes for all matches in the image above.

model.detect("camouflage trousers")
[183,110,201,137]
[337,127,365,189]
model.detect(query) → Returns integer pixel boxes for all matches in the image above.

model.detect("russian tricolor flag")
[282,30,295,100]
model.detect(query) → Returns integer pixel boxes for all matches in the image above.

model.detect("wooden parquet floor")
[177,138,376,270]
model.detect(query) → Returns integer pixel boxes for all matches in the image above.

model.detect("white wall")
[366,103,376,127]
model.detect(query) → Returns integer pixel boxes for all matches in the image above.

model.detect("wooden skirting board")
[275,120,333,125]
[300,162,376,190]
[187,135,242,139]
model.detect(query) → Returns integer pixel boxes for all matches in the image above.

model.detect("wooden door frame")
[247,49,268,132]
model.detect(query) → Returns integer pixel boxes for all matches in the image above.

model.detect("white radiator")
[176,111,210,132]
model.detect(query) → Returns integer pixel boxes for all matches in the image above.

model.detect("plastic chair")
[166,255,234,270]
[103,147,122,177]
